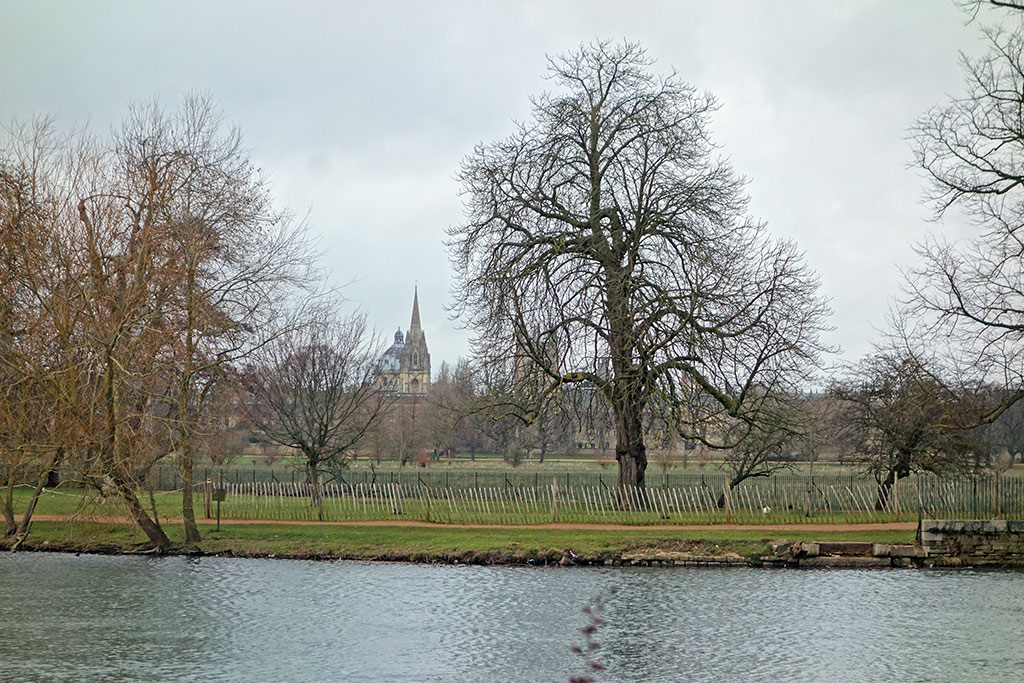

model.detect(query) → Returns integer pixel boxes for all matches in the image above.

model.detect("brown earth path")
[29,514,916,533]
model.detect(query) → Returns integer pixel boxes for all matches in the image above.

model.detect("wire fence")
[199,475,1024,525]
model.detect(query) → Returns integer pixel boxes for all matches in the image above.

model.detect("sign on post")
[213,488,226,530]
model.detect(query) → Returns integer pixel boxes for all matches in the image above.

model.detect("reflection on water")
[2,553,1023,682]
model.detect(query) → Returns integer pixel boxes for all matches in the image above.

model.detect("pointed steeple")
[409,286,421,332]
[395,285,430,394]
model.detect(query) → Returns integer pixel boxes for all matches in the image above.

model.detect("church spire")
[409,286,421,332]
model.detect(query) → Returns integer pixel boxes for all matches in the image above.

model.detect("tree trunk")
[875,478,892,511]
[178,316,201,544]
[180,442,201,543]
[614,400,647,491]
[3,476,16,537]
[15,449,64,538]
[717,481,735,509]
[17,476,46,538]
[100,327,170,549]
[876,464,909,511]
[605,249,646,494]
[717,474,752,508]
[116,476,171,550]
[308,459,323,521]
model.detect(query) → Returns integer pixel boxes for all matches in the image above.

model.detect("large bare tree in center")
[449,42,830,489]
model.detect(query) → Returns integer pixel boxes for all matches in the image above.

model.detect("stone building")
[378,288,431,396]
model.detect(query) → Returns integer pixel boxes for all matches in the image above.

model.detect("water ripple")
[1,555,1023,681]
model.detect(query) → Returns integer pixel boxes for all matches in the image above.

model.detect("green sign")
[212,488,226,502]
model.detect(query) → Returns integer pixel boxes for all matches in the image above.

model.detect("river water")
[1,554,1022,682]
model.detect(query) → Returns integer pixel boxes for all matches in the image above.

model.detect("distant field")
[159,453,1022,493]
[206,452,1024,475]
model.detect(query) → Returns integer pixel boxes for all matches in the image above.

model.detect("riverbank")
[2,518,930,567]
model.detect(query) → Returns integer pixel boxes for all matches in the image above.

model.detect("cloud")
[0,0,987,371]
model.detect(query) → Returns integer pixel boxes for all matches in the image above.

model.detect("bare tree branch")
[449,40,832,489]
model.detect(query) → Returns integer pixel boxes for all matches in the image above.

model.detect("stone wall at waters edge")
[920,520,1024,567]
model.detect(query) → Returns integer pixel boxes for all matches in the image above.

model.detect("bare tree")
[650,444,681,481]
[0,118,95,543]
[424,362,459,458]
[1,119,54,538]
[381,396,427,467]
[66,123,185,549]
[422,359,489,462]
[983,397,1024,459]
[958,1,1024,20]
[1,112,177,549]
[246,310,387,519]
[447,359,487,460]
[832,348,988,509]
[907,7,1024,421]
[719,412,798,501]
[109,95,316,543]
[449,41,831,490]
[0,96,318,550]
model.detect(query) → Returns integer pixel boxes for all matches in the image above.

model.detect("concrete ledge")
[871,543,925,558]
[800,556,893,568]
[620,550,746,566]
[817,541,873,556]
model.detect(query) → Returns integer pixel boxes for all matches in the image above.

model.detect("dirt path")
[29,514,916,533]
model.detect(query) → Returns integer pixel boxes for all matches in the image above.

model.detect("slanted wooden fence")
[204,475,1024,525]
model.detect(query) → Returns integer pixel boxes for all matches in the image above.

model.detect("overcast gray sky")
[0,1,1003,372]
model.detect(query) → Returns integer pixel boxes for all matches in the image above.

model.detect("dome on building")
[379,327,404,373]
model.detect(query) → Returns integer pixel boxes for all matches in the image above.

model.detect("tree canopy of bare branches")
[119,96,316,542]
[959,1,1024,21]
[907,9,1024,419]
[832,349,988,508]
[448,41,831,489]
[245,310,388,519]
[0,95,316,549]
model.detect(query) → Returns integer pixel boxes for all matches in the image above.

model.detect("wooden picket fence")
[204,476,1024,525]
